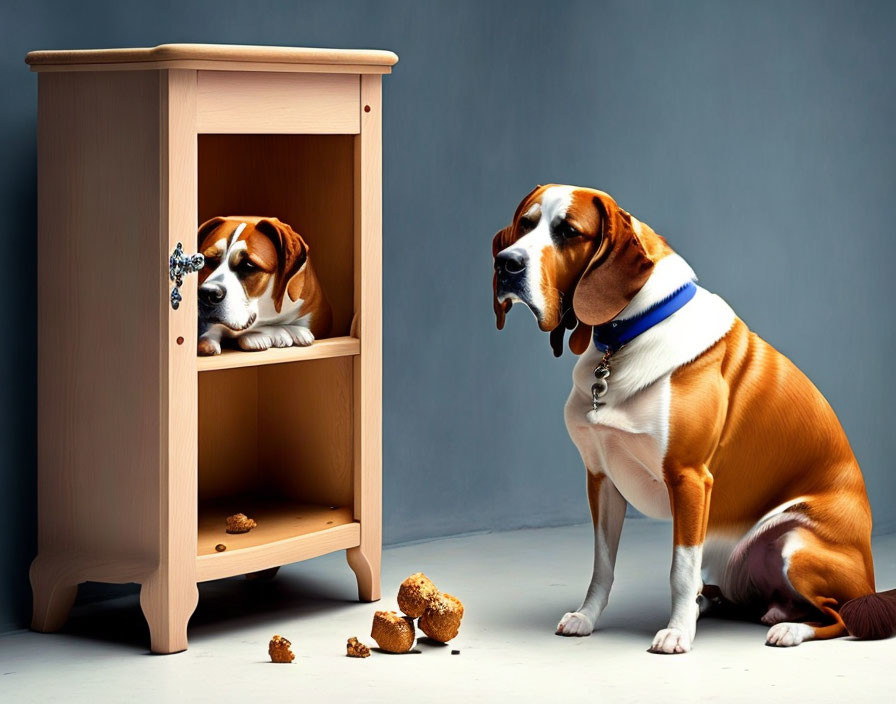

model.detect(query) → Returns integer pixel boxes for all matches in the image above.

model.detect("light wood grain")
[198,502,354,558]
[198,367,260,501]
[26,43,398,72]
[347,75,383,602]
[199,358,354,508]
[141,69,200,655]
[197,71,359,134]
[197,335,359,372]
[32,69,166,632]
[196,498,356,574]
[258,358,354,507]
[198,134,356,336]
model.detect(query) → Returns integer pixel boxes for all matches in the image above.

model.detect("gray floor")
[1,518,894,703]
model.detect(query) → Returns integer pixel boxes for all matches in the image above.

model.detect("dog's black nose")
[495,249,527,275]
[198,282,226,305]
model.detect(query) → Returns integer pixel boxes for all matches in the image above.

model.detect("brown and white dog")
[492,185,894,652]
[196,216,332,356]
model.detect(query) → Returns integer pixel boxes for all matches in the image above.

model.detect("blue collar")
[592,281,698,353]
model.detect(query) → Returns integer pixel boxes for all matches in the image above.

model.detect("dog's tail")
[840,588,896,640]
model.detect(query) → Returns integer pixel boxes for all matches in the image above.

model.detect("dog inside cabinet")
[196,216,333,356]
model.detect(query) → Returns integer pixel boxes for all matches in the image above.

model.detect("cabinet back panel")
[257,358,354,506]
[198,367,259,500]
[198,134,355,337]
[198,358,353,506]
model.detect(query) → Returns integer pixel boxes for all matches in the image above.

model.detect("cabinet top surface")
[25,43,399,73]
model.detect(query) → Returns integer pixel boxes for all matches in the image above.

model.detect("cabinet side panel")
[352,75,383,556]
[37,71,163,563]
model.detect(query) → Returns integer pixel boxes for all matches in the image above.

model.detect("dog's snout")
[198,282,226,305]
[495,249,528,276]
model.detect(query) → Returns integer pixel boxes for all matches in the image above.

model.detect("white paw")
[556,611,594,636]
[237,332,274,351]
[265,327,295,348]
[765,622,813,647]
[649,627,692,654]
[287,325,315,347]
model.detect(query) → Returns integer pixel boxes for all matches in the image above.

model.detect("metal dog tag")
[589,353,613,414]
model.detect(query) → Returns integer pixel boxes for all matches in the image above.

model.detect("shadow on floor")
[58,563,363,652]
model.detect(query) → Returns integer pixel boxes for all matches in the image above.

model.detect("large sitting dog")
[196,216,332,356]
[492,185,894,653]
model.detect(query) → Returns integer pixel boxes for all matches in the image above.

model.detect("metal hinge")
[169,243,204,310]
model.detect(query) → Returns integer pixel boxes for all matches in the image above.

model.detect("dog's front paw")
[238,332,274,351]
[649,627,692,654]
[556,611,594,637]
[266,327,296,348]
[197,337,221,356]
[287,325,315,347]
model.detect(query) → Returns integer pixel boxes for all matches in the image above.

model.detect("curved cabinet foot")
[30,557,79,633]
[346,545,381,602]
[139,572,199,654]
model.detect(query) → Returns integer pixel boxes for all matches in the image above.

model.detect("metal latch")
[169,243,204,310]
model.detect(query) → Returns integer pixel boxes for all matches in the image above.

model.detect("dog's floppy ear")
[572,193,654,326]
[254,217,308,313]
[492,225,514,330]
[197,216,228,248]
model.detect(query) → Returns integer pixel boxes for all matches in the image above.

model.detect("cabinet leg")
[30,557,78,632]
[346,545,381,602]
[139,571,198,654]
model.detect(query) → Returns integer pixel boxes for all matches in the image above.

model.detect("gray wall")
[2,0,895,632]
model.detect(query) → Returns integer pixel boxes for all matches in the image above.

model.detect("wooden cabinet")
[25,44,396,654]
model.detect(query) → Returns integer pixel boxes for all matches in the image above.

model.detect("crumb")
[225,513,257,534]
[419,593,464,643]
[397,573,440,618]
[215,544,227,552]
[370,611,415,653]
[346,636,371,658]
[268,635,294,663]
[451,649,460,655]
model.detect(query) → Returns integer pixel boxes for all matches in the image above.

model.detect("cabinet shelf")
[196,335,360,372]
[196,497,358,582]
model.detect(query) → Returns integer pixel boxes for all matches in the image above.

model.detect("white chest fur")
[565,375,673,518]
[562,255,736,519]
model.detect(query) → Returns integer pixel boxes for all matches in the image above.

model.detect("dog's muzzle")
[494,249,528,297]
[198,282,226,306]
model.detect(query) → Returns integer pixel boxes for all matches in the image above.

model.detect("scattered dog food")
[215,544,227,552]
[397,572,439,618]
[419,592,464,643]
[268,635,294,663]
[371,611,415,653]
[225,513,257,534]
[451,649,460,655]
[346,636,371,658]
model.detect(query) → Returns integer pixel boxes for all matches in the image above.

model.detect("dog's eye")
[238,258,257,272]
[518,217,536,235]
[555,221,580,240]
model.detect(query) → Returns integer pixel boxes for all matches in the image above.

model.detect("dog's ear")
[572,193,654,326]
[492,225,514,330]
[254,218,308,313]
[197,216,228,249]
[568,321,593,355]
